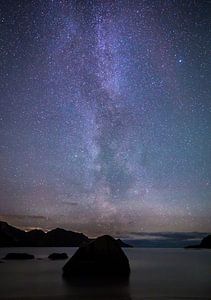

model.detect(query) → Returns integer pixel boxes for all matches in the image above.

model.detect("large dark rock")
[63,235,130,278]
[185,235,211,249]
[3,253,35,260]
[48,253,68,260]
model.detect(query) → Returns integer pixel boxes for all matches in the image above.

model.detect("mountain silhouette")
[0,221,132,247]
[0,221,88,247]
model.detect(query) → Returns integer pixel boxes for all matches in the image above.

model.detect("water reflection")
[63,276,132,300]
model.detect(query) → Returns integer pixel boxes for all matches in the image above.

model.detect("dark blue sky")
[0,0,210,235]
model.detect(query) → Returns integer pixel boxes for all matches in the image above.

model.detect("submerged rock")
[63,235,130,278]
[48,253,68,260]
[3,253,34,260]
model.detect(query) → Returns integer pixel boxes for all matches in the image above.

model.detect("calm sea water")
[0,247,210,300]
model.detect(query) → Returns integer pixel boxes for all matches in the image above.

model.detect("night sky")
[0,0,210,236]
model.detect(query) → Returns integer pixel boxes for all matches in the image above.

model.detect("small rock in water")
[3,253,35,260]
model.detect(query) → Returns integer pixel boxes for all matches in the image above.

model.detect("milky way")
[0,0,210,235]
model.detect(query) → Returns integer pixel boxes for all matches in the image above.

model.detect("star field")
[0,0,210,235]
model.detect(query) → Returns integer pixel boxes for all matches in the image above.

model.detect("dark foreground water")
[0,247,210,300]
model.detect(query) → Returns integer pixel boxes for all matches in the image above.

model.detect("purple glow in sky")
[0,0,210,235]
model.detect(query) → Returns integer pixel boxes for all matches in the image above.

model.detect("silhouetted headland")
[63,235,130,280]
[185,235,211,249]
[0,221,132,248]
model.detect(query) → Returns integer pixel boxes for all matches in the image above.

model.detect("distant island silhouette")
[0,221,132,248]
